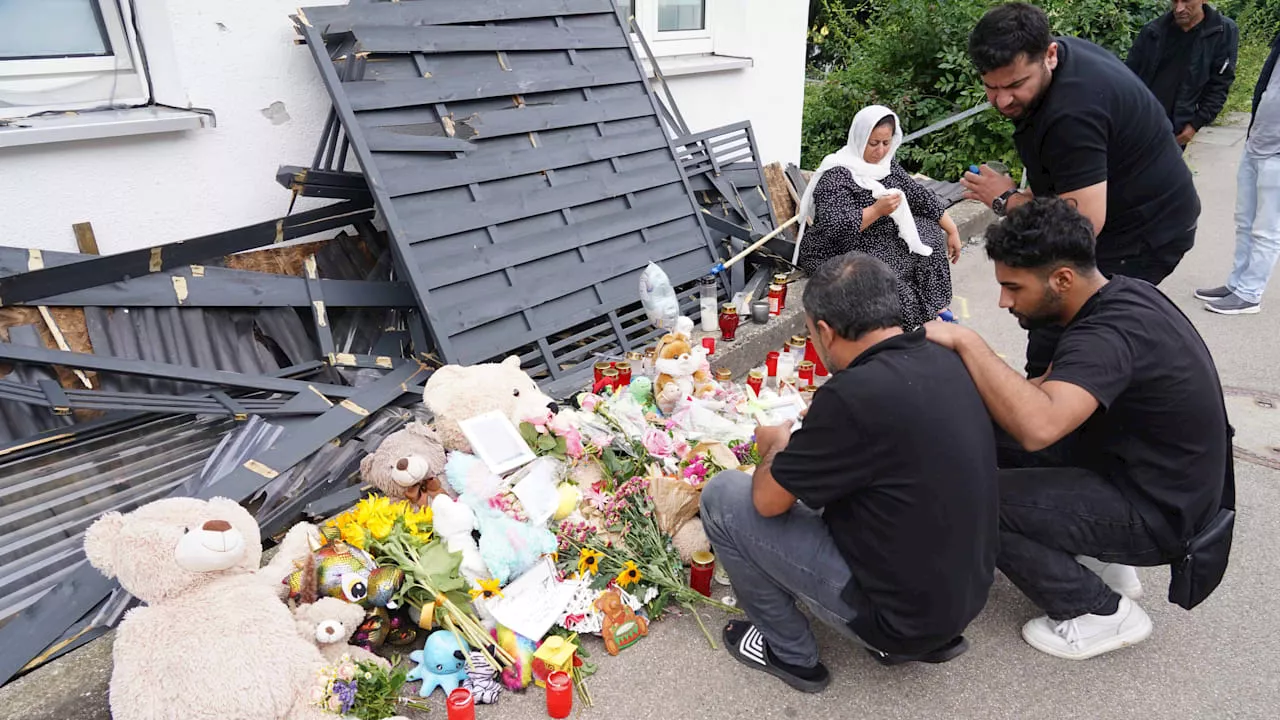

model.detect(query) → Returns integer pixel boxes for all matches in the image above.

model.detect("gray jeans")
[699,470,868,667]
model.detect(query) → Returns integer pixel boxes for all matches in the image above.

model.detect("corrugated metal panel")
[296,0,721,383]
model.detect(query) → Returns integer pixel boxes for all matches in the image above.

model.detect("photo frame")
[457,410,538,476]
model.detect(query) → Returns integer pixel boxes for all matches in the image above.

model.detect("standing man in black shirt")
[961,2,1203,378]
[700,252,998,692]
[1126,0,1239,151]
[925,198,1231,660]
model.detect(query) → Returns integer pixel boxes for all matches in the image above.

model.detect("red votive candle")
[690,551,715,597]
[719,303,740,341]
[614,361,632,387]
[746,369,764,397]
[546,670,573,719]
[765,351,780,378]
[702,336,715,356]
[447,688,475,720]
[804,338,828,377]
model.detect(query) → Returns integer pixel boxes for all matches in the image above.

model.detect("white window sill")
[641,53,752,79]
[0,106,208,149]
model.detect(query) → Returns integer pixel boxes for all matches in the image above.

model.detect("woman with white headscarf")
[793,105,963,328]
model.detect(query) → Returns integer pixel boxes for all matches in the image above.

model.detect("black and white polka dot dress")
[797,162,954,330]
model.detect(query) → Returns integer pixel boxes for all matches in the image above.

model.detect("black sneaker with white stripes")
[722,620,831,693]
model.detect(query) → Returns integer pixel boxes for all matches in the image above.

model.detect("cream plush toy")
[293,597,390,669]
[430,494,490,583]
[422,356,559,453]
[359,421,449,507]
[83,497,338,720]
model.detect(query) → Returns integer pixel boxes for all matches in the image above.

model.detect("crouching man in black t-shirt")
[925,198,1230,661]
[699,253,999,693]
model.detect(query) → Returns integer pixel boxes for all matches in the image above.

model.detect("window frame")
[0,0,152,118]
[630,0,715,57]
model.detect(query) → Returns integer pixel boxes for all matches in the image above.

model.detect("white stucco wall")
[0,0,807,255]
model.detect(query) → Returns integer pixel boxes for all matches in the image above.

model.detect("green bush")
[802,0,1168,180]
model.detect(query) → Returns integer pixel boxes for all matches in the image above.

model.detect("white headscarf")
[791,105,932,265]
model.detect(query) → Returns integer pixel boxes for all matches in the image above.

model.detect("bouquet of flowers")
[311,653,430,719]
[520,412,586,461]
[325,496,514,672]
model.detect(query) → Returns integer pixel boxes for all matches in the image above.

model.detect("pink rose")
[327,695,342,712]
[548,413,577,437]
[563,429,585,459]
[672,439,692,461]
[579,393,602,411]
[643,428,674,457]
[337,663,356,681]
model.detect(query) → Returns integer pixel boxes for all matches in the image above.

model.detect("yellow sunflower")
[577,548,603,576]
[337,520,367,550]
[366,514,394,541]
[469,578,505,601]
[403,507,433,535]
[616,560,642,588]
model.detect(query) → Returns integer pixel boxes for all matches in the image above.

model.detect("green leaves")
[802,0,1167,178]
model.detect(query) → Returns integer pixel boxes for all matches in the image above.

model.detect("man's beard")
[1011,286,1064,330]
[999,67,1052,120]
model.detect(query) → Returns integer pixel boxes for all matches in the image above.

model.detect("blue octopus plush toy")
[408,631,471,697]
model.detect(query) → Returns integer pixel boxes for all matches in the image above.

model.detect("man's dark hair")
[802,252,902,340]
[968,2,1053,74]
[873,114,896,133]
[984,197,1097,272]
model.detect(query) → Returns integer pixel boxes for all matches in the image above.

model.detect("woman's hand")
[871,193,901,219]
[946,231,962,264]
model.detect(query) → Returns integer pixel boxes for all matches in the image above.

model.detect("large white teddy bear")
[82,497,406,720]
[422,356,560,453]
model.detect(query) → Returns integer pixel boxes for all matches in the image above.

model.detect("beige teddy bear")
[83,497,338,720]
[422,355,560,453]
[359,421,448,506]
[293,597,390,669]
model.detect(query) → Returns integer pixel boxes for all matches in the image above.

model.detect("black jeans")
[1024,223,1197,377]
[996,433,1168,621]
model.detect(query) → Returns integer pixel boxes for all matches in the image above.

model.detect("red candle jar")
[447,688,476,720]
[593,361,611,386]
[701,336,715,356]
[546,670,573,719]
[614,361,632,387]
[773,274,789,311]
[798,361,815,388]
[690,551,715,597]
[600,368,619,392]
[746,369,764,396]
[767,284,784,316]
[719,303,740,341]
[803,338,828,377]
[765,350,780,378]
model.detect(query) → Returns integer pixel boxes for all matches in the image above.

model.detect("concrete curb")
[696,279,808,380]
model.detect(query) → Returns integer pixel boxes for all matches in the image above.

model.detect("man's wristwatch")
[992,188,1019,217]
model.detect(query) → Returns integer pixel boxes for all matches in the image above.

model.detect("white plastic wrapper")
[639,262,680,330]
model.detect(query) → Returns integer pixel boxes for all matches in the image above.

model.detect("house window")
[626,0,714,57]
[0,0,151,119]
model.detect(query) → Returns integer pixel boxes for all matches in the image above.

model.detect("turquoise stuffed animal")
[407,631,470,697]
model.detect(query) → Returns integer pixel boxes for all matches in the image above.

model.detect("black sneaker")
[723,621,831,693]
[866,635,970,666]
[1194,285,1234,301]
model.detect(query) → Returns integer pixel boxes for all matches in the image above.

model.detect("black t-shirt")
[771,330,998,656]
[1049,276,1228,553]
[1151,25,1202,121]
[1014,37,1202,260]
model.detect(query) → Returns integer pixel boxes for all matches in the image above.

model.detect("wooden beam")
[71,222,99,255]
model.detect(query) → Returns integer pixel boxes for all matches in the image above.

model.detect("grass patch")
[1221,33,1272,117]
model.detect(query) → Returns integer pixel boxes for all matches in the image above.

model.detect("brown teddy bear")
[421,356,560,454]
[652,332,716,414]
[359,421,448,506]
[83,497,336,720]
[293,597,390,669]
[594,589,649,656]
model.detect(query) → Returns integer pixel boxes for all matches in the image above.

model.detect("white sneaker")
[1076,556,1143,599]
[1021,596,1154,660]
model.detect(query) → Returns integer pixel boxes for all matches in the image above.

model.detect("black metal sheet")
[295,0,719,378]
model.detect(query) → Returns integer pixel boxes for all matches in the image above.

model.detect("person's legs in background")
[1203,152,1280,314]
[997,467,1168,660]
[699,470,859,692]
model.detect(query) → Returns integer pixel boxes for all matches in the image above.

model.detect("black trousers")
[1024,223,1197,378]
[995,432,1167,621]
